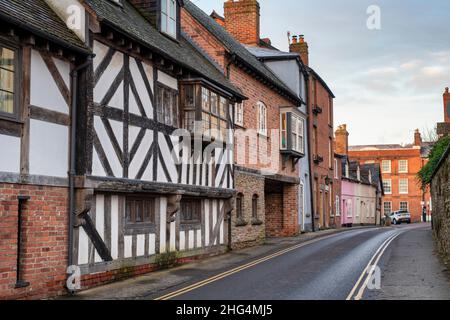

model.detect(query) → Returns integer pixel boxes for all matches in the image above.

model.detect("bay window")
[180,82,232,142]
[280,110,305,156]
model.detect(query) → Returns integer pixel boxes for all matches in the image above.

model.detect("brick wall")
[232,170,265,249]
[265,193,282,237]
[223,0,260,46]
[431,148,450,267]
[0,183,68,300]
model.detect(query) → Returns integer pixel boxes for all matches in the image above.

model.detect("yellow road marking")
[155,231,362,300]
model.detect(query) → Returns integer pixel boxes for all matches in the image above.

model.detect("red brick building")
[437,87,450,137]
[290,36,337,230]
[182,0,303,246]
[348,130,431,223]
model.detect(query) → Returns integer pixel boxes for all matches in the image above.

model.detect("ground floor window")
[125,197,156,224]
[236,193,243,219]
[252,194,259,219]
[384,202,392,215]
[399,201,409,212]
[180,199,202,224]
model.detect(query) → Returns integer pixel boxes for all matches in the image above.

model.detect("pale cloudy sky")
[189,0,450,145]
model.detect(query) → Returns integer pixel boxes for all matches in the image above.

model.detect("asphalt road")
[154,224,449,300]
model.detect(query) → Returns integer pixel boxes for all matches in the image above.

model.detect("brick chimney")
[414,129,422,146]
[444,87,450,123]
[335,125,349,156]
[290,34,309,66]
[224,0,260,47]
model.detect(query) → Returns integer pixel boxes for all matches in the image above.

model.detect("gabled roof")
[0,0,90,54]
[307,66,335,99]
[84,0,245,99]
[183,0,301,104]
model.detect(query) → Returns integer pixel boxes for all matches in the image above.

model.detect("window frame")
[257,101,267,136]
[124,196,157,231]
[398,160,408,173]
[236,193,244,220]
[381,160,392,173]
[252,194,259,219]
[180,198,202,225]
[399,178,409,194]
[399,201,409,212]
[160,0,178,39]
[0,41,20,120]
[234,101,244,127]
[155,82,179,128]
[383,201,392,215]
[383,179,392,194]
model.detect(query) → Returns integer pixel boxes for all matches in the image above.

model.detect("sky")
[189,0,450,146]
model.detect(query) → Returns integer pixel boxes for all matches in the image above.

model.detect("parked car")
[388,211,411,225]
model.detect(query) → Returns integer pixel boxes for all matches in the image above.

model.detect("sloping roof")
[246,45,300,60]
[307,66,335,98]
[0,0,90,54]
[84,0,244,99]
[183,0,301,103]
[349,144,405,151]
[361,163,383,192]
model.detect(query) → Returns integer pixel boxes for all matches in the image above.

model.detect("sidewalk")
[60,226,377,300]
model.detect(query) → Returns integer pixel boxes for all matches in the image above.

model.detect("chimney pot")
[445,87,449,94]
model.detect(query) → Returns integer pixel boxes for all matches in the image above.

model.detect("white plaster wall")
[128,126,153,180]
[265,60,300,96]
[30,50,69,114]
[0,134,21,173]
[129,58,154,117]
[29,120,68,177]
[94,116,123,177]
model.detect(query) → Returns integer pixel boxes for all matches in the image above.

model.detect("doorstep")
[59,225,378,300]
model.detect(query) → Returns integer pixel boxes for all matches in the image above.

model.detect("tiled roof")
[183,0,301,103]
[84,0,244,98]
[0,0,90,54]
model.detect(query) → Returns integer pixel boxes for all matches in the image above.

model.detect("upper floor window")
[280,111,304,155]
[334,159,339,179]
[235,102,244,127]
[0,45,18,118]
[399,179,409,194]
[383,179,392,194]
[335,195,340,216]
[257,102,267,136]
[398,160,408,173]
[156,83,179,127]
[381,160,391,173]
[180,83,231,142]
[161,0,177,38]
[328,138,333,168]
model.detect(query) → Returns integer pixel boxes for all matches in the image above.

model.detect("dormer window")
[161,0,177,38]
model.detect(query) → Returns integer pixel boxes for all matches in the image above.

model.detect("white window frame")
[383,179,392,194]
[381,160,391,173]
[383,202,392,215]
[398,160,408,173]
[291,114,305,154]
[399,179,409,194]
[335,195,340,217]
[347,200,353,218]
[400,201,409,212]
[235,102,244,127]
[161,0,177,38]
[334,159,339,179]
[257,101,267,136]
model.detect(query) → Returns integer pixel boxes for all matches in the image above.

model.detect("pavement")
[61,223,450,300]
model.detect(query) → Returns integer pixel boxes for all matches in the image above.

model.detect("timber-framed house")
[0,0,245,298]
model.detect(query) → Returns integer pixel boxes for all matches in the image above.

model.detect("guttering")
[68,55,94,267]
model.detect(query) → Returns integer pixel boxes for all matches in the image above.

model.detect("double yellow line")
[346,231,401,300]
[155,232,343,300]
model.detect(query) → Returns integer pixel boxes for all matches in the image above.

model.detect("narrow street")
[69,224,450,300]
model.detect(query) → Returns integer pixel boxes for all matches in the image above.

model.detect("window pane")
[184,85,195,107]
[0,90,14,114]
[202,112,210,133]
[220,97,227,118]
[161,13,168,33]
[0,47,14,71]
[136,201,143,222]
[0,68,14,93]
[156,87,164,123]
[210,93,218,115]
[169,0,176,18]
[202,88,209,111]
[161,0,168,14]
[163,88,172,126]
[172,91,178,127]
[184,111,195,132]
[168,18,176,36]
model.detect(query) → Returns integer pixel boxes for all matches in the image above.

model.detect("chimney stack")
[444,87,450,123]
[335,124,349,156]
[224,0,261,47]
[414,129,422,146]
[290,34,309,66]
[210,10,225,27]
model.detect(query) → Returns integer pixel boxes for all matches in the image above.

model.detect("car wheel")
[393,219,397,225]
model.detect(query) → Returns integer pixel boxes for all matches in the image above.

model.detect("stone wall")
[431,147,450,267]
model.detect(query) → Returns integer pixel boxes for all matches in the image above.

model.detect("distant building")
[437,87,450,137]
[335,126,383,227]
[345,128,431,223]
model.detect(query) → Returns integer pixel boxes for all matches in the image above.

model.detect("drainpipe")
[68,55,93,267]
